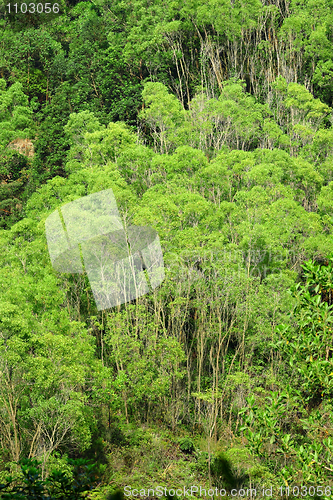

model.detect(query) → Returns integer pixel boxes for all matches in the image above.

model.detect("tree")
[0,79,34,150]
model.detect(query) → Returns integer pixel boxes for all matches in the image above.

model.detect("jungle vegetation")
[1,0,333,497]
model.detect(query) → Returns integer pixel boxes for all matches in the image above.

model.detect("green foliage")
[0,457,98,499]
[238,257,333,486]
[278,256,333,403]
[178,437,195,454]
[0,79,34,150]
[211,453,249,490]
[2,0,333,493]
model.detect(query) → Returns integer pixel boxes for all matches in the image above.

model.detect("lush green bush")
[0,458,98,499]
[178,437,195,454]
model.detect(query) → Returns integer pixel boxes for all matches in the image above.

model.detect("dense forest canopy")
[0,0,333,497]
